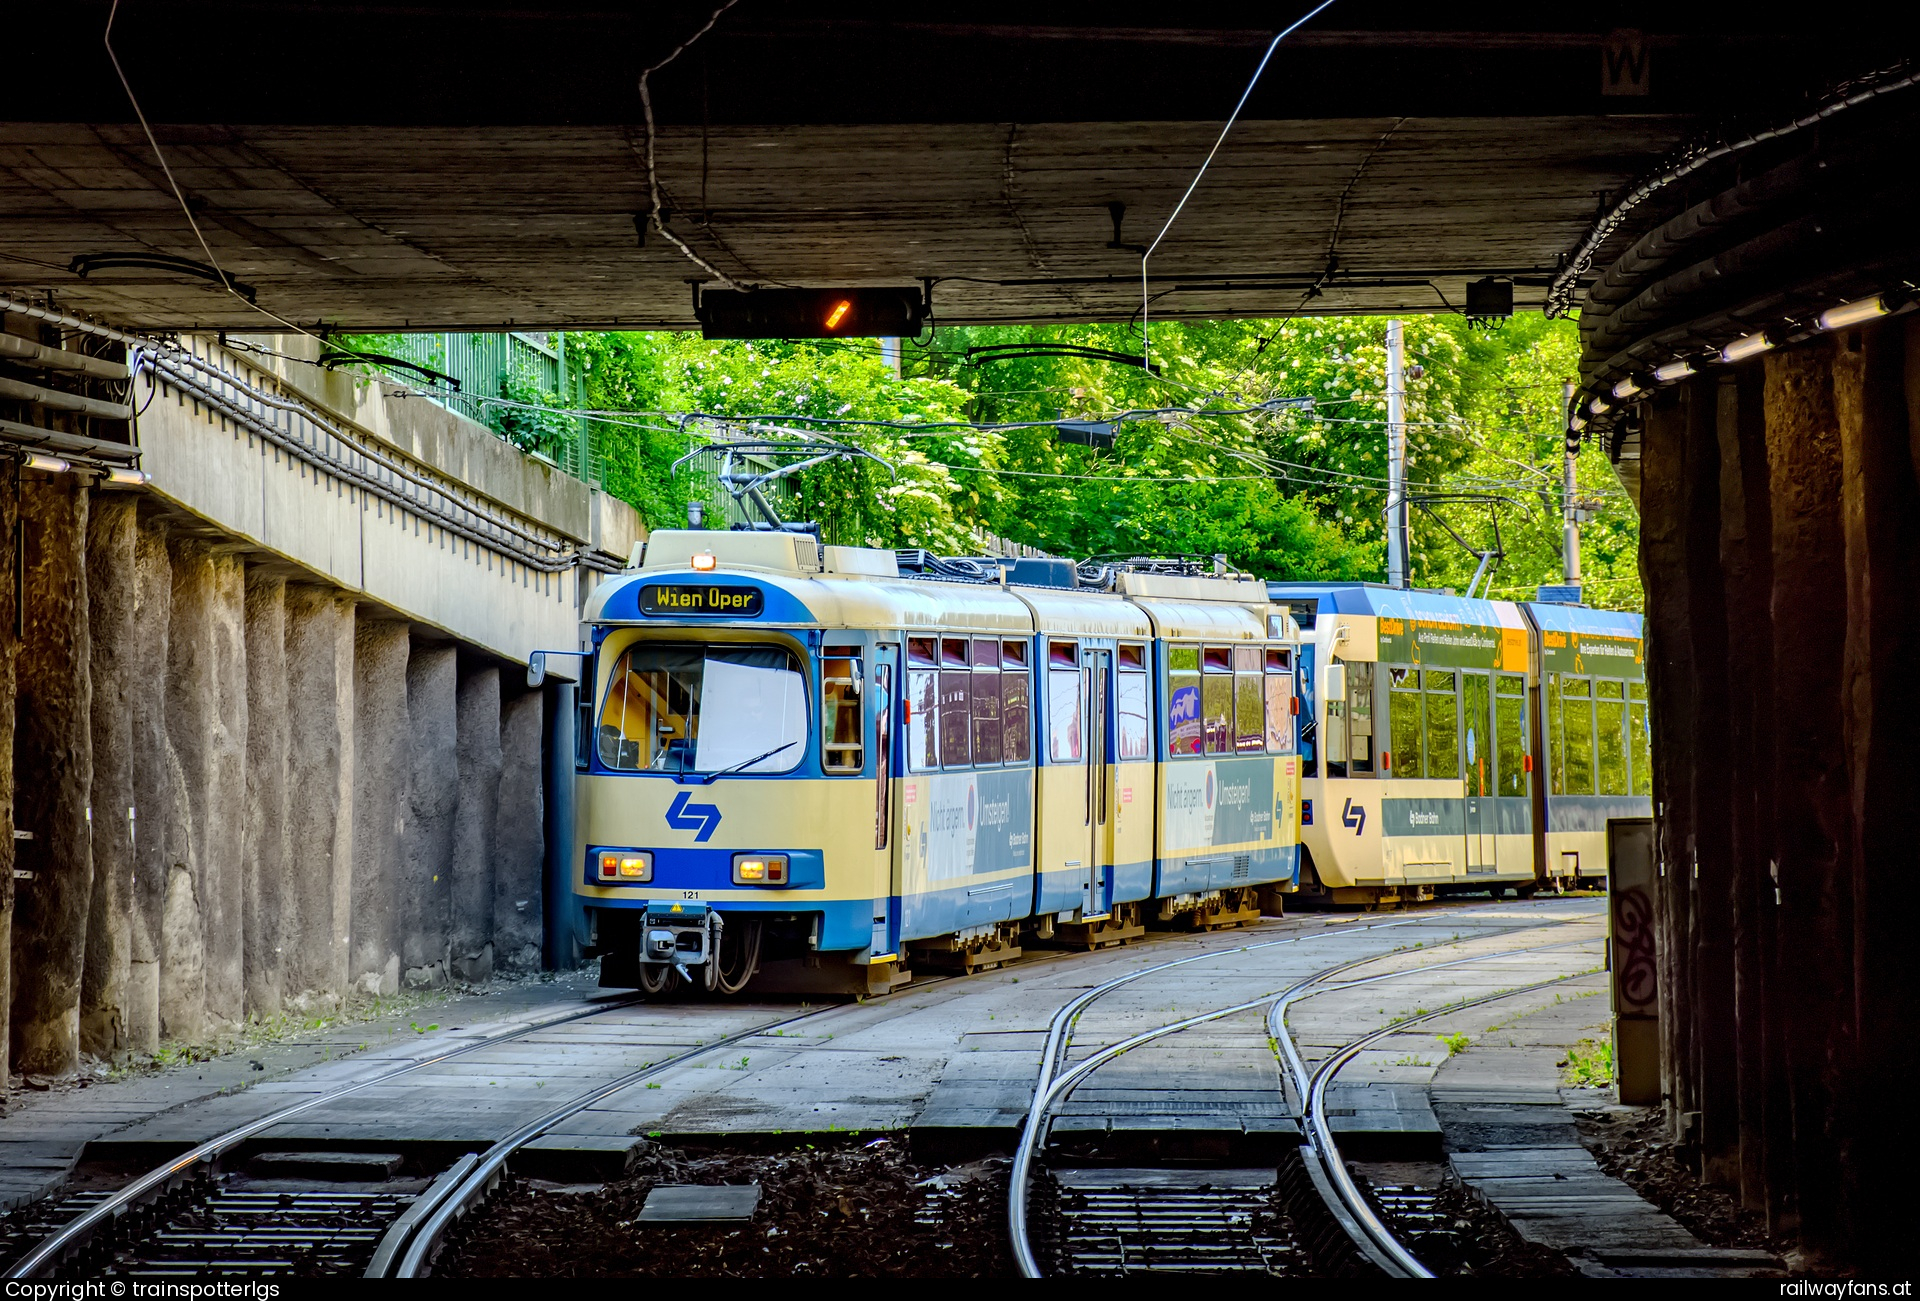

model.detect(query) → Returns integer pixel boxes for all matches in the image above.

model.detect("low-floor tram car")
[1268,582,1651,908]
[573,531,1305,995]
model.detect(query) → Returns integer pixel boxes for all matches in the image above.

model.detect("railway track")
[1008,912,1605,1278]
[5,900,1599,1280]
[2,991,669,1279]
[6,981,925,1280]
[3,912,1251,1279]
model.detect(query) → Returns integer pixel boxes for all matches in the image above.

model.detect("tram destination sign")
[638,584,764,617]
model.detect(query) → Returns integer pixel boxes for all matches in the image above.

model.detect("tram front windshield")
[597,643,807,774]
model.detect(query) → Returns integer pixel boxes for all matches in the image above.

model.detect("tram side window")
[971,637,1003,765]
[1495,674,1527,798]
[821,646,864,774]
[1299,657,1318,777]
[1264,648,1295,755]
[907,638,940,773]
[1117,644,1151,761]
[1562,676,1595,795]
[1425,670,1460,779]
[1347,664,1375,774]
[1167,644,1203,756]
[1048,640,1083,762]
[1233,646,1265,753]
[1202,647,1235,755]
[1546,673,1565,795]
[1629,680,1652,796]
[939,638,972,767]
[1325,681,1347,773]
[1595,679,1628,796]
[1387,667,1423,778]
[1002,640,1032,764]
[596,643,804,774]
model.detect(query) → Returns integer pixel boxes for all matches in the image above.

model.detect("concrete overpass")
[0,5,1901,329]
[3,2,1920,1272]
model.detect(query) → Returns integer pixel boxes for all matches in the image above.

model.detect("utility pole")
[1384,319,1409,588]
[880,337,902,379]
[1561,379,1582,590]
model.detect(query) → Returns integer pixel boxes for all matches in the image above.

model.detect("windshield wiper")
[678,739,800,785]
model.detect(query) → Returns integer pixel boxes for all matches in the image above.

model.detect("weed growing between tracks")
[439,1140,1015,1277]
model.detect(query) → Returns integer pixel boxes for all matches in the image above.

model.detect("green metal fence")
[354,335,808,524]
[369,332,601,482]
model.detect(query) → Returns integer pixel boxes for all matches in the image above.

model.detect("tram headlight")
[597,850,653,883]
[732,853,790,886]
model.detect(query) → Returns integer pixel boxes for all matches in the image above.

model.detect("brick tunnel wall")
[0,474,547,1082]
[1638,315,1920,1270]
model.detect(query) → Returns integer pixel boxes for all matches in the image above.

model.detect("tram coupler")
[642,902,715,968]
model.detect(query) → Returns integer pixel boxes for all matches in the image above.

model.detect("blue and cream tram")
[575,533,1302,995]
[1520,602,1653,885]
[1270,582,1649,906]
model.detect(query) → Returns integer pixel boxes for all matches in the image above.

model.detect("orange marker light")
[824,299,852,330]
[690,552,718,571]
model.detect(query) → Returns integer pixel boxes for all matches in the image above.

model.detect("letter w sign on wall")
[1602,30,1650,97]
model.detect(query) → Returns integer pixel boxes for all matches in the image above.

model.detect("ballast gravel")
[439,1140,1014,1278]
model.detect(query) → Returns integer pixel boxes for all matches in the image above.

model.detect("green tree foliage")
[567,332,981,550]
[401,314,1643,608]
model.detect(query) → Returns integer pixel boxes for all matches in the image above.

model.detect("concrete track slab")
[1,901,1608,1216]
[1427,978,1778,1277]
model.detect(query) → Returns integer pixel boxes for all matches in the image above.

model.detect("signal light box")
[696,287,926,340]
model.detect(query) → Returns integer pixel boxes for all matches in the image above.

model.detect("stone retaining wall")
[2,484,547,1079]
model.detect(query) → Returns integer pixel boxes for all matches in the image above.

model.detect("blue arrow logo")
[1342,798,1366,836]
[665,790,722,842]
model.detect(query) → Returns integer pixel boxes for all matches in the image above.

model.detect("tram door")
[872,643,900,957]
[1462,670,1496,871]
[1083,650,1113,916]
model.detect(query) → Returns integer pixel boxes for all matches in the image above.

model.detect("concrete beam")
[351,618,409,997]
[401,643,458,988]
[158,537,210,1043]
[125,519,172,1055]
[160,537,251,1038]
[242,571,290,1018]
[1762,341,1853,1259]
[9,473,94,1078]
[0,468,16,1083]
[1831,318,1920,1263]
[1712,366,1786,1222]
[82,493,138,1058]
[284,585,355,1005]
[452,665,502,984]
[494,686,544,972]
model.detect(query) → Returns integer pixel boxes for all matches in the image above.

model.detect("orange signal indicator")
[824,299,852,330]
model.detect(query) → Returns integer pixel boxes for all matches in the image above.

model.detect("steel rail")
[4,993,646,1279]
[1269,938,1605,1276]
[1006,908,1592,1276]
[9,914,1266,1278]
[385,1004,842,1276]
[387,941,1093,1277]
